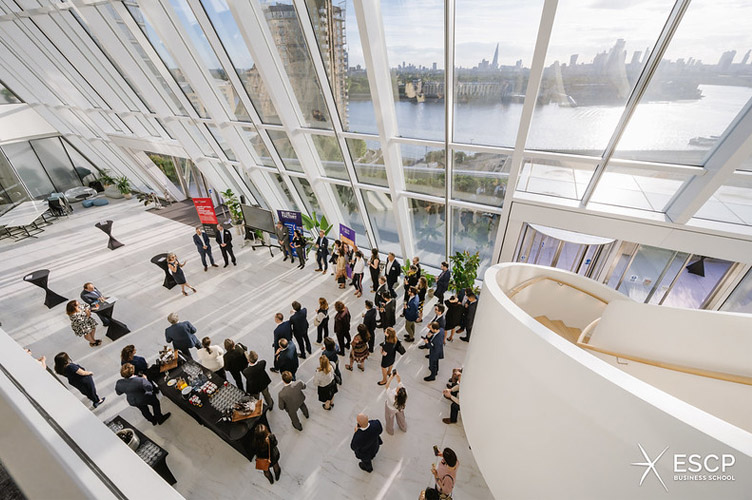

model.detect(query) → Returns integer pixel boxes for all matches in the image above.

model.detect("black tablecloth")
[95,220,124,250]
[150,253,177,289]
[22,269,67,308]
[105,415,177,485]
[155,360,268,461]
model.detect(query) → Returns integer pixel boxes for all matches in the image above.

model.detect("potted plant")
[116,176,132,200]
[98,169,116,187]
[220,189,244,235]
[135,191,163,209]
[449,250,481,300]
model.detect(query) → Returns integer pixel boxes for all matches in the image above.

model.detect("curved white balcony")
[462,263,752,499]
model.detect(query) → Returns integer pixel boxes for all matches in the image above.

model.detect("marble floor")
[0,198,492,500]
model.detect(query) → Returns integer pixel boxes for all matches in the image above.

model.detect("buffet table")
[155,360,269,461]
[105,415,177,485]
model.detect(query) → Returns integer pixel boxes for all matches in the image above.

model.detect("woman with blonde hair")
[314,354,338,410]
[335,247,347,289]
[167,252,196,296]
[66,300,101,347]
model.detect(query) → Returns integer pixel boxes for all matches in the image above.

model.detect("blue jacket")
[405,295,419,322]
[273,321,293,349]
[193,232,212,251]
[435,269,451,295]
[275,343,298,375]
[115,376,154,406]
[350,420,383,461]
[121,355,149,376]
[428,329,444,361]
[290,309,309,338]
[165,321,200,351]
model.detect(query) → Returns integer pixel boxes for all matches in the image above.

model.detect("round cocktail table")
[22,269,68,308]
[95,220,124,250]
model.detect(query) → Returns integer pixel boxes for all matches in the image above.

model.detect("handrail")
[577,317,601,345]
[506,276,609,305]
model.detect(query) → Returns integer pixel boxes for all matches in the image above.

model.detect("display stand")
[95,220,124,250]
[150,253,177,289]
[22,269,67,308]
[248,229,277,257]
[94,301,130,340]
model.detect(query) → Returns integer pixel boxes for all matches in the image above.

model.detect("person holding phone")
[431,447,459,497]
[383,370,407,435]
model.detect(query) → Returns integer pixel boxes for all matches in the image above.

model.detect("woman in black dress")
[167,252,196,296]
[253,424,281,484]
[292,229,307,269]
[333,301,351,356]
[54,352,105,408]
[315,297,329,344]
[379,327,398,385]
[368,248,380,292]
[444,296,464,342]
[314,355,338,410]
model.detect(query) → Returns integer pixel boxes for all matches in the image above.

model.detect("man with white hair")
[164,312,200,360]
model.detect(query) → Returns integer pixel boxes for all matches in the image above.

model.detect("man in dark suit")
[350,413,383,473]
[278,370,308,431]
[384,253,401,296]
[215,223,236,267]
[434,261,451,303]
[423,322,444,381]
[460,292,478,342]
[275,221,293,262]
[420,304,446,349]
[314,230,329,272]
[374,276,389,308]
[242,350,274,410]
[115,363,170,425]
[290,301,311,359]
[80,282,110,326]
[274,338,299,380]
[272,313,292,351]
[164,312,200,360]
[362,300,378,353]
[193,226,218,271]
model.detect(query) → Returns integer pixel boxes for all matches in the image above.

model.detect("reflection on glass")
[616,245,675,303]
[454,0,542,147]
[183,122,217,157]
[272,173,300,210]
[169,0,250,120]
[528,0,673,155]
[347,137,386,187]
[409,197,445,267]
[241,127,275,167]
[720,269,752,314]
[361,189,400,257]
[207,125,237,161]
[0,81,21,104]
[401,144,445,197]
[258,0,332,128]
[200,0,281,123]
[0,149,29,215]
[452,207,499,277]
[2,142,55,198]
[291,176,322,215]
[333,184,368,248]
[146,152,182,193]
[694,172,752,225]
[452,150,510,206]
[304,0,377,133]
[516,157,596,200]
[661,257,733,309]
[647,251,689,305]
[381,0,444,140]
[312,135,347,180]
[614,0,752,165]
[62,138,99,179]
[125,2,209,117]
[589,166,693,212]
[267,130,302,172]
[30,138,82,191]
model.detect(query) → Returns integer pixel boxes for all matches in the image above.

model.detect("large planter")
[104,185,123,199]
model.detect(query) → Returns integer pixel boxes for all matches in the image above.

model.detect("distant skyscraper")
[432,62,437,71]
[491,43,499,69]
[718,50,736,71]
[630,51,641,66]
[741,49,751,65]
[569,54,578,67]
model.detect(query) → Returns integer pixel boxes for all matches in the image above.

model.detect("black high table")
[105,415,177,485]
[94,301,130,340]
[95,220,124,250]
[150,253,176,289]
[156,360,269,462]
[22,269,68,308]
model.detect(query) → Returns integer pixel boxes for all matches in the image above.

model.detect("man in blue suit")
[434,261,451,303]
[115,363,171,425]
[314,230,329,272]
[350,413,383,473]
[193,226,218,272]
[164,312,200,360]
[290,301,311,359]
[423,321,444,381]
[80,282,110,326]
[274,338,299,380]
[271,313,293,373]
[403,286,420,342]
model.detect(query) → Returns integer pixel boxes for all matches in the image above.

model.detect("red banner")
[193,198,218,225]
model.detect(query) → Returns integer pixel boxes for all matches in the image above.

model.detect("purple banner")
[339,223,355,248]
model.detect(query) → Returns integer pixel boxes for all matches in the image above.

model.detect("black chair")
[48,197,72,217]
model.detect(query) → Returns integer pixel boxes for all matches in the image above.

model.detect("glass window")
[232,165,266,208]
[646,251,690,305]
[660,257,733,309]
[720,269,752,314]
[615,245,676,303]
[290,176,321,215]
[146,152,183,193]
[168,0,250,121]
[30,138,82,192]
[207,125,237,161]
[401,144,445,197]
[267,130,302,172]
[125,2,209,118]
[241,127,275,167]
[408,197,445,267]
[0,149,30,215]
[527,0,674,156]
[694,172,752,225]
[304,0,377,133]
[0,80,22,104]
[614,0,752,165]
[61,138,100,180]
[381,0,444,141]
[452,150,510,206]
[200,0,281,124]
[258,0,332,128]
[516,157,596,200]
[361,189,401,257]
[347,137,386,187]
[312,135,347,180]
[333,184,368,248]
[272,173,300,210]
[2,142,55,198]
[589,166,694,212]
[183,123,217,158]
[453,0,542,147]
[451,207,499,277]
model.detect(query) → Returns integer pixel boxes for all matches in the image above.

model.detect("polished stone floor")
[0,198,492,500]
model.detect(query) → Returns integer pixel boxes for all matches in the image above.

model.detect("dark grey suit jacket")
[278,381,306,412]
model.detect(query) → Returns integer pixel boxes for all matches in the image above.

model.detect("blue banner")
[277,210,302,257]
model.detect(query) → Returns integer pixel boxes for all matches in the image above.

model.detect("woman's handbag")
[395,340,406,355]
[255,439,271,471]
